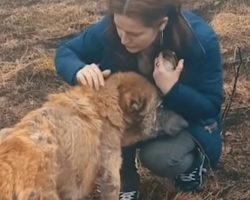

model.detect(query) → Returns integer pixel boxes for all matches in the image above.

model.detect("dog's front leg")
[100,147,122,200]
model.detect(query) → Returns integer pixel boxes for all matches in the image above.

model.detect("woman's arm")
[162,39,223,121]
[55,18,108,85]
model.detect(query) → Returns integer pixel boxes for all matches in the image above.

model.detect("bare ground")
[0,0,249,199]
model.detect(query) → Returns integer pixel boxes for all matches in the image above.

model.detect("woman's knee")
[139,137,195,178]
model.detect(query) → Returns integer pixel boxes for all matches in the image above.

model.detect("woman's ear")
[159,17,168,31]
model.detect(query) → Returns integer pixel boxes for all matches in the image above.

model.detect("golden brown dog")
[0,72,187,200]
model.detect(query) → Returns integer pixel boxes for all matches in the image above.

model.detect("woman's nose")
[120,32,130,45]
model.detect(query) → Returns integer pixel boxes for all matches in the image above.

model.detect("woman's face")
[114,14,164,53]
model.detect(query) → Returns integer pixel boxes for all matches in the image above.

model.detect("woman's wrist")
[159,78,178,95]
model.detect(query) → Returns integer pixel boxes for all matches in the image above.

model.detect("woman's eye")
[130,33,141,37]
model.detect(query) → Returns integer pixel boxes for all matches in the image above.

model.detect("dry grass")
[0,0,249,199]
[171,193,203,200]
[0,0,103,39]
[224,77,250,105]
[0,0,104,62]
[207,0,250,119]
[211,10,250,55]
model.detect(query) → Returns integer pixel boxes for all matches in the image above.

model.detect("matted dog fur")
[0,72,187,200]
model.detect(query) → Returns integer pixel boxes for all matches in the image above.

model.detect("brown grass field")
[0,0,249,199]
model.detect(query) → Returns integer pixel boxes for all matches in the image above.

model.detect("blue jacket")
[55,11,223,168]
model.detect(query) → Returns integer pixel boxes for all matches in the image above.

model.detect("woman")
[55,0,223,199]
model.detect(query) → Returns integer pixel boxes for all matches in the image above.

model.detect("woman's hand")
[76,64,111,90]
[153,53,184,95]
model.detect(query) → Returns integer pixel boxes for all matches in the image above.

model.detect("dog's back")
[0,71,132,199]
[0,72,187,200]
[0,86,106,199]
[0,125,59,199]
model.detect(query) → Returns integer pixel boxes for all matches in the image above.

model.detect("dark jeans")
[120,131,197,191]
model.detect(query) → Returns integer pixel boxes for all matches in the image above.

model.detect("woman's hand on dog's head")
[76,64,111,90]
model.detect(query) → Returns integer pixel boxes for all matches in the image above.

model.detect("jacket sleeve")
[162,37,223,121]
[55,21,105,85]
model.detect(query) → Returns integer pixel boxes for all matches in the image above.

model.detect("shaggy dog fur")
[0,72,187,200]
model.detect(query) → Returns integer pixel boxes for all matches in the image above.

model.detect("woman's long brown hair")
[107,0,192,53]
[106,0,192,70]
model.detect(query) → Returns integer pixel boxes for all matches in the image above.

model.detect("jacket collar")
[179,11,207,60]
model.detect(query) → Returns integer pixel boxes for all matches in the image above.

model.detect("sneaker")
[119,190,140,200]
[174,150,207,192]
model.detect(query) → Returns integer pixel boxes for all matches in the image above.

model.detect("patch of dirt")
[0,0,249,199]
[0,58,66,128]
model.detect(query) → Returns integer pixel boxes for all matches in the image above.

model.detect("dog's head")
[105,72,188,146]
[107,72,161,146]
